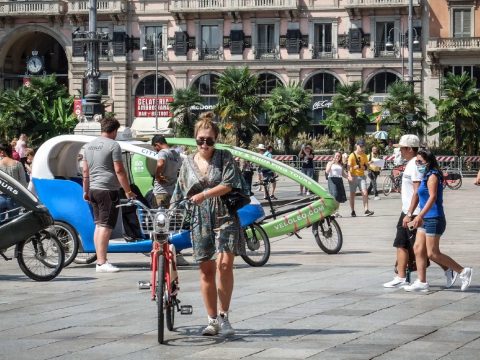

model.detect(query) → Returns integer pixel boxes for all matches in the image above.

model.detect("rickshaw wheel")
[52,221,79,267]
[241,223,270,267]
[16,229,65,281]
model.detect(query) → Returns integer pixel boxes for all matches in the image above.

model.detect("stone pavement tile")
[374,340,465,360]
[422,329,480,344]
[245,347,320,359]
[398,309,476,328]
[185,346,261,359]
[307,344,393,360]
[348,325,428,346]
[442,349,480,360]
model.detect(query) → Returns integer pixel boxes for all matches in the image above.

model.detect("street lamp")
[142,29,162,132]
[385,26,419,81]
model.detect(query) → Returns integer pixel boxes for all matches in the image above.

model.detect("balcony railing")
[255,43,279,60]
[373,42,397,57]
[0,1,66,16]
[68,0,126,14]
[199,47,223,60]
[428,37,480,51]
[170,0,298,12]
[345,0,420,7]
[312,44,334,59]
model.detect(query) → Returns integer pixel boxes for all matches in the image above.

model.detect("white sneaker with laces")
[374,196,381,200]
[445,268,458,289]
[219,312,235,336]
[404,279,429,292]
[383,276,408,288]
[460,267,473,291]
[96,262,120,273]
[202,317,220,336]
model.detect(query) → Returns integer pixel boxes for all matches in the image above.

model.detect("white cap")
[256,144,266,150]
[394,134,420,148]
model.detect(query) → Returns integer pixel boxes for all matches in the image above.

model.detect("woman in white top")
[325,151,347,216]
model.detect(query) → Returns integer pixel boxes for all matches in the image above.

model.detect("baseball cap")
[256,144,266,150]
[356,139,366,146]
[393,134,420,148]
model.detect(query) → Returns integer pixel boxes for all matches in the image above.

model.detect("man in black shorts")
[83,117,136,273]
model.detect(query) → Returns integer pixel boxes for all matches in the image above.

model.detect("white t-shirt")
[328,163,343,178]
[401,157,423,215]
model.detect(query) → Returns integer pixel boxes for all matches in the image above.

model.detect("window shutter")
[230,30,244,55]
[463,10,471,37]
[349,28,363,53]
[286,29,301,54]
[72,33,85,57]
[112,32,126,56]
[174,31,189,56]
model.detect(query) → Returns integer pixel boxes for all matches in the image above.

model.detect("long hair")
[417,148,441,173]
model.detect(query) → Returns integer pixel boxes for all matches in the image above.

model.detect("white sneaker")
[404,279,429,292]
[202,317,220,336]
[460,267,473,291]
[374,196,381,200]
[383,276,408,288]
[96,262,120,273]
[219,312,235,336]
[305,191,311,196]
[445,268,458,289]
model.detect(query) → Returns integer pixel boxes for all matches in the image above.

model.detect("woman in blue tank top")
[404,149,473,292]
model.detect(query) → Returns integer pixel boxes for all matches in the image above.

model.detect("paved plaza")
[1,176,479,360]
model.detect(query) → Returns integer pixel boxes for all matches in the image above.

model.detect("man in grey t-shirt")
[151,135,182,208]
[83,117,136,273]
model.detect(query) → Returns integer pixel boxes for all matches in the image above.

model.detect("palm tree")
[429,72,480,156]
[168,88,202,137]
[264,82,311,154]
[381,81,428,139]
[214,66,262,146]
[323,82,370,152]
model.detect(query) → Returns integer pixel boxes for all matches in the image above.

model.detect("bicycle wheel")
[156,253,165,344]
[52,221,79,267]
[166,298,175,331]
[383,176,393,196]
[16,229,65,281]
[74,252,97,264]
[446,174,462,190]
[241,223,270,267]
[312,217,343,254]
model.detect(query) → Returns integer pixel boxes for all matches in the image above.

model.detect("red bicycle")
[441,167,462,190]
[119,199,193,344]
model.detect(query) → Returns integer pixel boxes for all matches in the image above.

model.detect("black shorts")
[393,212,416,248]
[89,189,120,229]
[261,170,276,182]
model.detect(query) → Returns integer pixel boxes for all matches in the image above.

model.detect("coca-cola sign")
[312,100,333,110]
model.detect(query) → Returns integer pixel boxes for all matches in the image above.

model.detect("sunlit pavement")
[1,178,479,360]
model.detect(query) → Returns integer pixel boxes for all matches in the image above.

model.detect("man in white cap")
[383,135,456,289]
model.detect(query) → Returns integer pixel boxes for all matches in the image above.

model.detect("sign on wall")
[135,96,174,117]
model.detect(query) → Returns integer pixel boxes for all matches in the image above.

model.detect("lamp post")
[385,27,419,81]
[408,0,414,87]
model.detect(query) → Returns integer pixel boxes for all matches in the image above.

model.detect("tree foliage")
[323,82,370,152]
[214,66,262,146]
[168,88,202,137]
[0,75,77,147]
[429,72,480,155]
[264,82,312,154]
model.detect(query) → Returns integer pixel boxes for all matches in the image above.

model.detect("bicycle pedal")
[138,281,151,290]
[180,305,193,315]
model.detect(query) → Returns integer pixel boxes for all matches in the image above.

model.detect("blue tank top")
[418,169,444,218]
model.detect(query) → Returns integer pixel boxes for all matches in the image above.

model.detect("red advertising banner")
[23,77,31,87]
[135,96,174,118]
[73,98,83,117]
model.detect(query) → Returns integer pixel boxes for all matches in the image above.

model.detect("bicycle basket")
[135,208,187,239]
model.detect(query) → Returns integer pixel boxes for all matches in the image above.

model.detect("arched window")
[366,72,400,94]
[257,73,282,95]
[135,74,173,96]
[191,73,220,109]
[304,72,340,124]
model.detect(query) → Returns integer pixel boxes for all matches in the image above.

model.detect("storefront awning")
[130,117,173,139]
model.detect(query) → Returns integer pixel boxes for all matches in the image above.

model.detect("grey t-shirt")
[84,136,123,190]
[153,149,182,195]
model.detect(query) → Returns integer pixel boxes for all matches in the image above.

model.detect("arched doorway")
[257,72,284,128]
[303,72,341,132]
[190,73,220,112]
[131,73,174,137]
[1,30,68,90]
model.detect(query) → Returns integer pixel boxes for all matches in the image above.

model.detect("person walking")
[475,169,480,186]
[0,143,27,222]
[171,111,246,337]
[347,139,374,217]
[15,134,28,166]
[255,144,266,192]
[151,135,183,208]
[367,146,381,200]
[298,144,315,196]
[403,149,473,292]
[82,116,136,273]
[325,151,347,217]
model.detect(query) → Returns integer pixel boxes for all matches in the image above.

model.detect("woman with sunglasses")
[171,111,247,337]
[404,149,473,292]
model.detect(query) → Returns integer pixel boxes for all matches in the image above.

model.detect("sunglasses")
[196,137,215,146]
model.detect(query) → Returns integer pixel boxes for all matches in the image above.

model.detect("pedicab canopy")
[31,135,337,240]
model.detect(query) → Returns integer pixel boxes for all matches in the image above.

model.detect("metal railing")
[68,0,126,14]
[373,42,397,57]
[170,0,298,12]
[199,47,222,60]
[255,43,279,60]
[345,0,419,7]
[0,0,66,15]
[312,44,334,58]
[143,48,166,61]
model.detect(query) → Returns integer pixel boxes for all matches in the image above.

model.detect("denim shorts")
[418,217,446,236]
